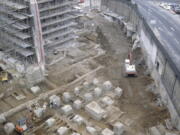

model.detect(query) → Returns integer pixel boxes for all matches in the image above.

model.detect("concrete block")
[4,122,15,135]
[86,126,98,135]
[63,92,72,103]
[85,101,106,121]
[34,107,44,118]
[94,87,102,97]
[61,105,73,116]
[101,128,114,135]
[46,118,56,127]
[113,122,124,135]
[30,86,41,94]
[149,127,161,135]
[73,99,82,110]
[84,93,93,102]
[49,95,61,108]
[103,81,113,91]
[57,127,69,135]
[83,81,91,89]
[93,78,99,86]
[0,114,6,124]
[71,133,80,135]
[101,96,114,106]
[73,115,84,125]
[114,87,123,97]
[74,87,80,95]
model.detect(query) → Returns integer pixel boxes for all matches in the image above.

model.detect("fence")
[101,0,180,116]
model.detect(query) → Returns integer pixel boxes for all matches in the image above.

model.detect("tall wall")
[101,0,180,130]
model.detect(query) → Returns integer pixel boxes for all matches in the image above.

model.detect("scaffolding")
[0,0,77,68]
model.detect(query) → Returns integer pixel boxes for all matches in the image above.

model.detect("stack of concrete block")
[85,101,106,121]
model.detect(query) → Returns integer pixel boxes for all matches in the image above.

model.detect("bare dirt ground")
[93,14,169,134]
[0,12,170,135]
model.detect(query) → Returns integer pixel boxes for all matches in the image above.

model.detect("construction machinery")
[15,118,28,135]
[124,59,137,77]
[123,52,137,77]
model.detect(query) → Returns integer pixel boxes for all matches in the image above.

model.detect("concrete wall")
[101,0,180,130]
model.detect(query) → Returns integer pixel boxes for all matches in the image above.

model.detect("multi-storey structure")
[0,0,77,82]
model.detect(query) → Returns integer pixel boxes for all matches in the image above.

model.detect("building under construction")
[0,0,180,135]
[0,0,77,82]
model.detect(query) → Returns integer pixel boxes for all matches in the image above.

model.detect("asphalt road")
[134,0,180,71]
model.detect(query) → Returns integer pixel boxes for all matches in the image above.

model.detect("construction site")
[0,0,179,135]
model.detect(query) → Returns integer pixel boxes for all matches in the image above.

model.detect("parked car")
[172,7,180,14]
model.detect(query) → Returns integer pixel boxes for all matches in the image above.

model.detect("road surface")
[135,0,180,72]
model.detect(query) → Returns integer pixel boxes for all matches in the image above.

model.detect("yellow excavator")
[0,71,8,82]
